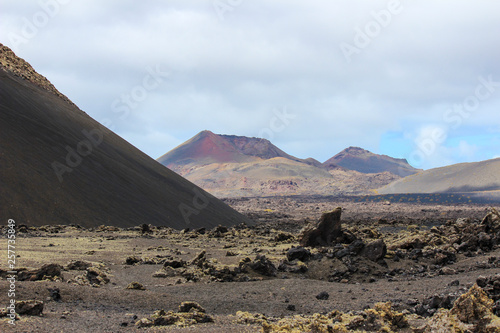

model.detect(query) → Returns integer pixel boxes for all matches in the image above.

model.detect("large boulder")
[299,208,344,247]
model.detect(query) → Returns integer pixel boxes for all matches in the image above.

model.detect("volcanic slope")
[323,146,419,177]
[378,157,500,195]
[158,131,402,198]
[0,43,251,229]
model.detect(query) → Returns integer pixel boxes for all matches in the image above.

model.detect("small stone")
[135,318,153,327]
[140,224,151,233]
[476,275,488,288]
[126,282,145,290]
[286,304,296,311]
[440,267,456,275]
[47,288,61,302]
[316,291,329,300]
[407,299,418,306]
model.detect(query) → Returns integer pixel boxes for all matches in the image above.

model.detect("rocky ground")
[1,196,500,332]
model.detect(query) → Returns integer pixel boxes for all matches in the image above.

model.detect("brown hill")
[0,43,251,229]
[323,146,419,177]
[378,158,500,195]
[158,132,402,198]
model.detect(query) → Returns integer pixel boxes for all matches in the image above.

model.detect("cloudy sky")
[1,0,499,170]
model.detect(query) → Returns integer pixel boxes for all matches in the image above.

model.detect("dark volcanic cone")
[0,43,251,229]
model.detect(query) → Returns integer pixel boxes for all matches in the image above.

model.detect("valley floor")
[1,197,500,332]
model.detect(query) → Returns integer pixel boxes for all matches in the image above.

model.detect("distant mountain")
[0,43,251,229]
[158,132,403,198]
[378,158,500,195]
[323,146,419,177]
[158,130,302,167]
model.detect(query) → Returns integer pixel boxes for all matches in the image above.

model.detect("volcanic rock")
[315,291,329,300]
[18,264,63,281]
[136,307,213,328]
[299,208,344,247]
[16,300,44,316]
[75,267,110,286]
[246,255,277,277]
[451,284,494,323]
[164,259,187,269]
[126,282,146,290]
[286,247,311,262]
[178,302,206,313]
[47,288,62,302]
[361,239,387,262]
[66,260,92,270]
[125,256,142,265]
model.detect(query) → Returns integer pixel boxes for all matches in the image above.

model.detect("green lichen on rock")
[136,302,213,328]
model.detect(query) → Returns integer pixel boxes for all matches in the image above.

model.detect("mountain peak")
[158,131,298,167]
[0,43,76,107]
[339,146,372,156]
[198,130,215,137]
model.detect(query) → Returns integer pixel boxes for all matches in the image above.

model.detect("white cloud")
[0,0,499,165]
[457,140,478,160]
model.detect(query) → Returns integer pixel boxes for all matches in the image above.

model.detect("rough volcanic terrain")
[2,197,500,332]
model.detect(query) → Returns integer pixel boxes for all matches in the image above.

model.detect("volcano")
[323,146,419,177]
[157,130,303,167]
[0,43,251,229]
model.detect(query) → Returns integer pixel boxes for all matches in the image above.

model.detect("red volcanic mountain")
[323,146,419,177]
[0,43,251,229]
[158,130,303,167]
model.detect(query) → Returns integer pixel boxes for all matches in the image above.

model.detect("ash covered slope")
[323,146,419,177]
[378,158,500,194]
[0,44,251,229]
